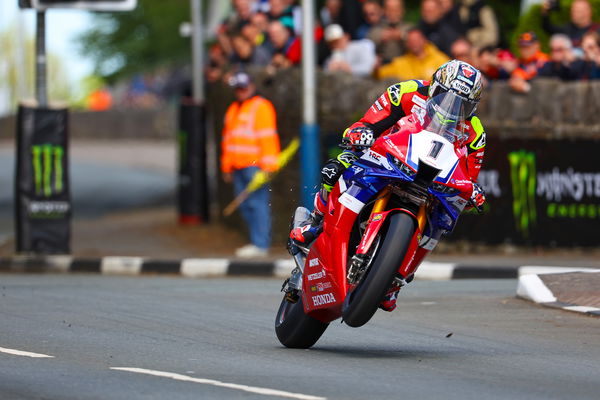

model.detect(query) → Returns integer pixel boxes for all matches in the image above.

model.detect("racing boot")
[378,273,413,312]
[289,192,326,248]
[379,289,400,312]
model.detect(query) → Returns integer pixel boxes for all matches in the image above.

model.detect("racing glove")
[342,126,375,148]
[471,182,486,208]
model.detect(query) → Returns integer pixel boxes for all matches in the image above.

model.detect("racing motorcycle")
[275,91,481,348]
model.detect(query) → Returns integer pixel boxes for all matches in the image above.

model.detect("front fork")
[347,187,429,285]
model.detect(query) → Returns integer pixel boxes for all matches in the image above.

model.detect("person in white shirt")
[324,24,377,77]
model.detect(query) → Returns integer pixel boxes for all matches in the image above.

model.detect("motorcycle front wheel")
[342,212,416,328]
[275,292,329,349]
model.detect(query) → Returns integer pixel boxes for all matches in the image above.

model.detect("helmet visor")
[423,91,472,143]
[429,84,479,117]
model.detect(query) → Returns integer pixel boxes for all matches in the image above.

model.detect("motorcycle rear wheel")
[275,293,329,348]
[342,212,415,328]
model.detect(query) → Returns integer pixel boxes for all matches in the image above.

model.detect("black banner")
[177,101,209,223]
[452,138,600,247]
[15,105,71,253]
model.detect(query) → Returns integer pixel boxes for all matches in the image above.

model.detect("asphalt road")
[1,275,599,400]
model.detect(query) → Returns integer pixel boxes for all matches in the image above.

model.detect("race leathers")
[345,79,486,181]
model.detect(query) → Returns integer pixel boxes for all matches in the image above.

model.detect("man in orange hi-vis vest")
[222,72,281,258]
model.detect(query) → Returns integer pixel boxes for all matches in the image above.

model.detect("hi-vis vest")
[221,95,280,173]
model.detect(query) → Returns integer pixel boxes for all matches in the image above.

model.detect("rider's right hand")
[342,126,375,148]
[471,182,486,209]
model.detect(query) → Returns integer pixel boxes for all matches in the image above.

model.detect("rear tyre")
[342,212,415,328]
[275,293,329,348]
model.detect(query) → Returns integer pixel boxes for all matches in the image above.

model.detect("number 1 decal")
[428,140,444,159]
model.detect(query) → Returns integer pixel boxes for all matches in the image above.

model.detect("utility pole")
[177,0,211,224]
[300,0,320,208]
[190,0,204,103]
[35,10,47,106]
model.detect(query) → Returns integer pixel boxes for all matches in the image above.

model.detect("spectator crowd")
[208,0,600,94]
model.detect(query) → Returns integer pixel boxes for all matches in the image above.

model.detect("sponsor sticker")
[412,94,426,108]
[461,65,475,78]
[317,282,332,291]
[309,258,319,267]
[372,214,383,221]
[310,285,318,292]
[380,94,388,107]
[307,269,326,281]
[451,80,471,94]
[312,293,336,306]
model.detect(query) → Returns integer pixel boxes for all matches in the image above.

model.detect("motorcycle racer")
[290,60,487,310]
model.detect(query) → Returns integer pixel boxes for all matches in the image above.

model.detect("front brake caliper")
[347,254,368,285]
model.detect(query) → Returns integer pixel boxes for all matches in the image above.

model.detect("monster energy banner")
[451,138,600,246]
[15,105,70,253]
[177,101,209,223]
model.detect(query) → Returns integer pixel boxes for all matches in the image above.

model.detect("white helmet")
[429,60,483,118]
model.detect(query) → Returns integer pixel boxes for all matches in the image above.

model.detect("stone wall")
[0,107,176,140]
[3,73,600,245]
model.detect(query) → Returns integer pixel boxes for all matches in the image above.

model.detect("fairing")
[301,112,474,322]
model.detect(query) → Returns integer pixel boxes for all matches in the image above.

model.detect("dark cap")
[518,31,538,46]
[228,72,252,88]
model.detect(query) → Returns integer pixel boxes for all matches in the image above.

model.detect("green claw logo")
[31,144,64,198]
[508,150,537,238]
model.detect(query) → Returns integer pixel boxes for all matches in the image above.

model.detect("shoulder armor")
[387,80,420,106]
[468,116,486,150]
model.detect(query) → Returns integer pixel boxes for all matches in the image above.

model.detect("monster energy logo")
[508,150,536,238]
[31,144,64,198]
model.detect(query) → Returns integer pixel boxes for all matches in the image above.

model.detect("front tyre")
[275,293,329,348]
[342,212,416,328]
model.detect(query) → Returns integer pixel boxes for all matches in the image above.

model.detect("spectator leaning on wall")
[537,34,583,80]
[221,72,281,258]
[578,30,600,79]
[378,28,450,81]
[323,24,377,77]
[509,31,549,93]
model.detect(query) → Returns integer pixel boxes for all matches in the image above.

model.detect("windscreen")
[421,91,471,144]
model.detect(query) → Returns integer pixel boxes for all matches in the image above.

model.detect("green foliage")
[78,0,191,83]
[515,0,600,54]
[0,23,72,112]
[486,0,522,48]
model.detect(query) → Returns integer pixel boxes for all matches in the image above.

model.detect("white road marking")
[111,367,326,400]
[0,347,54,358]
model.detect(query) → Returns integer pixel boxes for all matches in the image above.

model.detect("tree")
[0,23,72,115]
[77,0,191,83]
